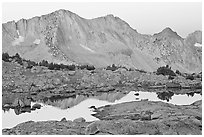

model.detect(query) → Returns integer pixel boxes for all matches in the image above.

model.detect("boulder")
[12,98,19,107]
[73,117,86,123]
[134,93,139,96]
[140,111,153,120]
[12,98,31,108]
[60,117,67,122]
[3,104,10,108]
[31,103,42,110]
[23,98,31,107]
[31,66,42,73]
[14,108,21,115]
[18,99,25,107]
[20,107,31,113]
[85,122,100,135]
[68,71,75,76]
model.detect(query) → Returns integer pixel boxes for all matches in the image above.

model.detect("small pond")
[2,91,202,129]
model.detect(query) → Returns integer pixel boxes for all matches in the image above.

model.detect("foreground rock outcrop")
[2,100,202,135]
[2,9,202,73]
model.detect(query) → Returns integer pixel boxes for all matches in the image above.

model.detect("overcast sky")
[2,2,202,38]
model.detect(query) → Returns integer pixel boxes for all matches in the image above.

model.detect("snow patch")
[33,39,41,45]
[80,44,95,53]
[12,36,24,46]
[16,30,20,36]
[194,43,202,47]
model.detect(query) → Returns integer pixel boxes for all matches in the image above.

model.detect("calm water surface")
[2,91,202,128]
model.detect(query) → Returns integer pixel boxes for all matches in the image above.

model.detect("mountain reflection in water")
[2,90,202,129]
[39,91,128,109]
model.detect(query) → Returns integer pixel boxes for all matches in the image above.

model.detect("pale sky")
[2,2,202,38]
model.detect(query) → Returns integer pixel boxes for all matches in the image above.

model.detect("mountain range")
[2,9,202,73]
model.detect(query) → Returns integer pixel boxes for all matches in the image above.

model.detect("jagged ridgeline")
[2,9,202,73]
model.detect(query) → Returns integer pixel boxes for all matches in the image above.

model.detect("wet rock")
[14,108,21,115]
[134,93,139,96]
[3,104,10,108]
[20,107,31,113]
[73,117,86,123]
[141,99,148,101]
[89,106,96,109]
[31,103,42,110]
[60,117,67,122]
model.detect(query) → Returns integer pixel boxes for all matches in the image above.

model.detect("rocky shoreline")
[2,100,202,135]
[2,61,202,135]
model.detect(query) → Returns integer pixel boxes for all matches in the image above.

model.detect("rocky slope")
[2,9,202,73]
[2,60,202,109]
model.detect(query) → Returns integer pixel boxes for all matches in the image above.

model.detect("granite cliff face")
[2,9,202,73]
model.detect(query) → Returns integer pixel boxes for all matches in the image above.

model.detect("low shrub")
[156,65,176,76]
[186,75,194,80]
[106,64,118,71]
[175,70,181,75]
[2,52,10,62]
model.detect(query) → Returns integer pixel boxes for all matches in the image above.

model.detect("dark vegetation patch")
[2,53,201,78]
[3,52,136,72]
[2,53,95,71]
[186,75,194,80]
[156,65,176,76]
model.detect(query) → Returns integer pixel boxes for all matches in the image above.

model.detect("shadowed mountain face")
[2,9,202,73]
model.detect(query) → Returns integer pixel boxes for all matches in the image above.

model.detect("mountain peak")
[154,27,183,39]
[53,9,77,16]
[162,27,174,33]
[106,14,115,18]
